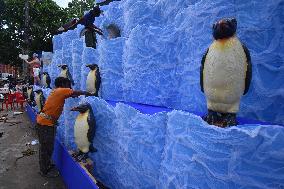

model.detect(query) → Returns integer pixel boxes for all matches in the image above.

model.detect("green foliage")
[0,0,97,68]
[65,0,94,18]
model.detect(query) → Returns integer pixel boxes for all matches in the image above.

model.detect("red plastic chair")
[14,92,26,110]
[2,94,15,110]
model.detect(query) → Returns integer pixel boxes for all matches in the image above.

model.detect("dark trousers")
[37,124,56,174]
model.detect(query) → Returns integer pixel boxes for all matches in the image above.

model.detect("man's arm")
[25,59,35,64]
[71,90,95,97]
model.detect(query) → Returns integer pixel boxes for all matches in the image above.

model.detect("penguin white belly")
[27,90,32,100]
[42,75,47,87]
[86,70,96,93]
[59,70,68,78]
[204,37,247,113]
[35,94,42,111]
[74,112,90,153]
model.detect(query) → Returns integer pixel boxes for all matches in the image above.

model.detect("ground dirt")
[0,110,65,189]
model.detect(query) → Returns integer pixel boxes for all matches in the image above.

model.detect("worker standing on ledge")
[25,53,41,86]
[36,77,95,178]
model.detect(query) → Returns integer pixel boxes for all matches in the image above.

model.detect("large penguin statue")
[27,86,35,106]
[71,103,97,161]
[200,18,252,127]
[58,64,74,86]
[86,64,101,96]
[41,72,51,88]
[34,89,45,112]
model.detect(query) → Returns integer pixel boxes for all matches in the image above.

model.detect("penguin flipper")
[80,28,91,38]
[87,111,96,148]
[46,75,51,88]
[67,71,75,85]
[95,70,101,96]
[40,95,45,112]
[242,43,252,95]
[40,95,45,108]
[200,48,209,93]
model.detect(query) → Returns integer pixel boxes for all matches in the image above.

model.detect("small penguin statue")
[34,89,45,112]
[86,64,101,96]
[58,64,74,86]
[200,18,252,127]
[106,24,121,39]
[27,86,35,106]
[41,72,51,88]
[71,103,97,161]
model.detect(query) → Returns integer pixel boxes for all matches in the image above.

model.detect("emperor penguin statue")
[71,103,97,161]
[86,64,101,96]
[34,89,45,112]
[58,64,74,86]
[27,86,35,106]
[200,18,252,127]
[41,72,51,88]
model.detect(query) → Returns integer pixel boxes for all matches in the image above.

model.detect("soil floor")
[0,109,65,189]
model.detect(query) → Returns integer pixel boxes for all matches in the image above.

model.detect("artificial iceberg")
[39,0,284,188]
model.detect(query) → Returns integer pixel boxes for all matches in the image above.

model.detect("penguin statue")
[200,18,252,127]
[34,89,45,112]
[27,86,35,106]
[86,64,101,96]
[71,103,97,161]
[79,6,103,49]
[58,64,74,86]
[106,24,121,39]
[41,72,51,88]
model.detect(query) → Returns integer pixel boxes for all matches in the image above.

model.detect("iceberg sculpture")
[45,0,284,188]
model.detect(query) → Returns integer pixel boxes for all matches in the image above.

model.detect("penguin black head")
[71,103,92,113]
[90,6,102,17]
[58,64,68,70]
[212,18,237,40]
[28,86,33,90]
[107,24,121,38]
[42,72,49,76]
[34,89,43,94]
[86,64,99,70]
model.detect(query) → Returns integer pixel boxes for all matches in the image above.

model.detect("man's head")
[212,18,237,40]
[33,53,38,58]
[54,77,71,88]
[90,5,102,17]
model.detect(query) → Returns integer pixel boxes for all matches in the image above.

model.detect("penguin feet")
[71,151,83,159]
[223,113,238,126]
[202,110,220,125]
[203,110,237,128]
[76,153,88,162]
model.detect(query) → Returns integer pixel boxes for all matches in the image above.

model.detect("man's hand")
[71,90,96,97]
[86,92,96,96]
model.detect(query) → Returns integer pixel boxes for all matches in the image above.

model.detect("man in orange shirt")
[37,77,95,177]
